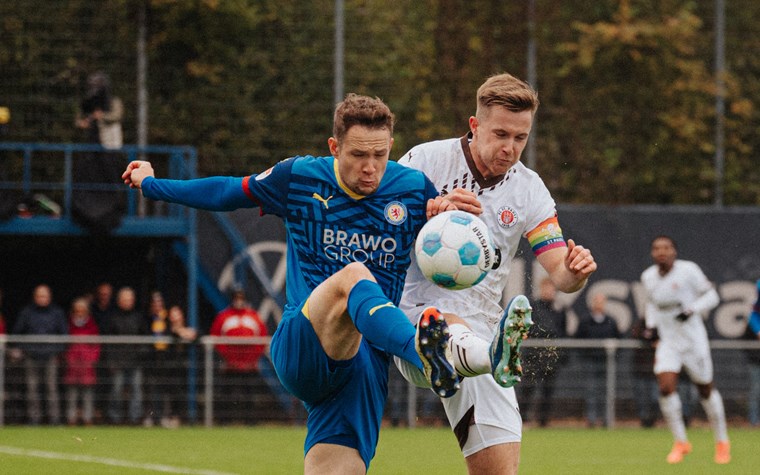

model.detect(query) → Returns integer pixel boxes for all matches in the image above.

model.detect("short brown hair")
[476,73,540,118]
[333,93,395,142]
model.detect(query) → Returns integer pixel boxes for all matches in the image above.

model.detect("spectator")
[75,71,123,149]
[10,284,68,425]
[575,293,620,428]
[72,71,125,234]
[144,294,197,428]
[90,282,115,329]
[166,305,197,426]
[630,317,659,428]
[519,277,568,427]
[745,279,760,427]
[143,291,170,427]
[103,286,148,425]
[209,287,268,424]
[64,297,101,426]
[89,281,114,420]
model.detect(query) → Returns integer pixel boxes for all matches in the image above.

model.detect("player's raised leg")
[416,307,460,397]
[491,295,533,388]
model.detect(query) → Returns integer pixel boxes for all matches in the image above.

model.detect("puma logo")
[312,193,333,209]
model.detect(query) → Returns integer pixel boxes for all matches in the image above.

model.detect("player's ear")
[328,137,339,157]
[469,116,478,133]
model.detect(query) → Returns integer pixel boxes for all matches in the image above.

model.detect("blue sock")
[347,279,422,370]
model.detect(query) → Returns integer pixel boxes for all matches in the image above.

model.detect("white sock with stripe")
[448,324,491,377]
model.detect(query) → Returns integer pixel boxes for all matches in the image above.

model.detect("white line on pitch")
[0,445,238,475]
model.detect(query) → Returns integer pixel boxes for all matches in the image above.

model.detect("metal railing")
[1,334,758,428]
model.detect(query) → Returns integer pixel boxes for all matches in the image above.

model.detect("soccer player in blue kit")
[122,94,459,473]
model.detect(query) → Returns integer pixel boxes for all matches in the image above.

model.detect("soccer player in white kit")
[395,73,597,474]
[641,235,730,464]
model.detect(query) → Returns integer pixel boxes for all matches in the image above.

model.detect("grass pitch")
[0,425,754,474]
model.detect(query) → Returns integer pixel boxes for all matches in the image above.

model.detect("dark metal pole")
[714,0,725,207]
[526,0,537,170]
[334,0,345,105]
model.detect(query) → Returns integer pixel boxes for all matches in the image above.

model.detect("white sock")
[659,393,688,442]
[700,390,729,442]
[448,324,491,377]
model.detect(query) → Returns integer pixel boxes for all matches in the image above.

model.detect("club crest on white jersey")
[497,205,518,228]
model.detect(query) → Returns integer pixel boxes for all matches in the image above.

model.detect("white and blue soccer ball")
[415,210,499,290]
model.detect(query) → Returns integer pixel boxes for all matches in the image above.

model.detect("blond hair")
[476,73,539,118]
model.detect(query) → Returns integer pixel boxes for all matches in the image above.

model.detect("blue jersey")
[243,155,437,307]
[142,156,438,306]
[142,155,437,307]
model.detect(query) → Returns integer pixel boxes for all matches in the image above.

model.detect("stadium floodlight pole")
[136,0,149,216]
[334,0,345,105]
[714,0,725,207]
[525,0,537,171]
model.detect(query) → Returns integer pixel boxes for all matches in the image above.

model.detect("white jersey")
[640,259,719,353]
[398,135,559,340]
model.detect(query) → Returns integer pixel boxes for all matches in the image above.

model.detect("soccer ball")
[415,210,499,290]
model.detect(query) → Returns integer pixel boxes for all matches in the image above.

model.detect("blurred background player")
[640,235,730,464]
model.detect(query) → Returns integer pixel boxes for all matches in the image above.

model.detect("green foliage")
[1,0,759,204]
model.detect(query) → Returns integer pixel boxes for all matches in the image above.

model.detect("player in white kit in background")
[395,73,597,475]
[640,235,731,465]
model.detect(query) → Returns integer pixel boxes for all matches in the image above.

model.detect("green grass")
[0,425,755,474]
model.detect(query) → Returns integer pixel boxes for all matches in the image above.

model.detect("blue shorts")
[270,299,390,469]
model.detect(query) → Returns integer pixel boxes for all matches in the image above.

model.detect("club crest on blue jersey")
[384,201,407,225]
[497,205,518,228]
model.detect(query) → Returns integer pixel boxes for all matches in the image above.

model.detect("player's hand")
[444,188,482,216]
[426,196,457,219]
[122,160,155,189]
[565,239,596,277]
[675,310,692,322]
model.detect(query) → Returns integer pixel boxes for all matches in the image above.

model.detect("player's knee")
[342,262,375,285]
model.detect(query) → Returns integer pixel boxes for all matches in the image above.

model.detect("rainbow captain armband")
[526,215,566,256]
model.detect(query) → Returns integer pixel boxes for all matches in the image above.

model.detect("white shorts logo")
[497,206,518,228]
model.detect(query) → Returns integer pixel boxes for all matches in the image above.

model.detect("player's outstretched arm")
[122,160,257,212]
[537,239,597,293]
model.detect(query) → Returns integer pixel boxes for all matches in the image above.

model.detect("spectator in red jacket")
[64,297,101,426]
[209,287,268,424]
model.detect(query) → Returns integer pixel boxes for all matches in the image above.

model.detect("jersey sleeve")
[522,180,564,256]
[243,157,297,216]
[142,175,257,211]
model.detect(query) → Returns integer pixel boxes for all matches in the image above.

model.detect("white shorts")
[654,340,714,385]
[394,357,522,456]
